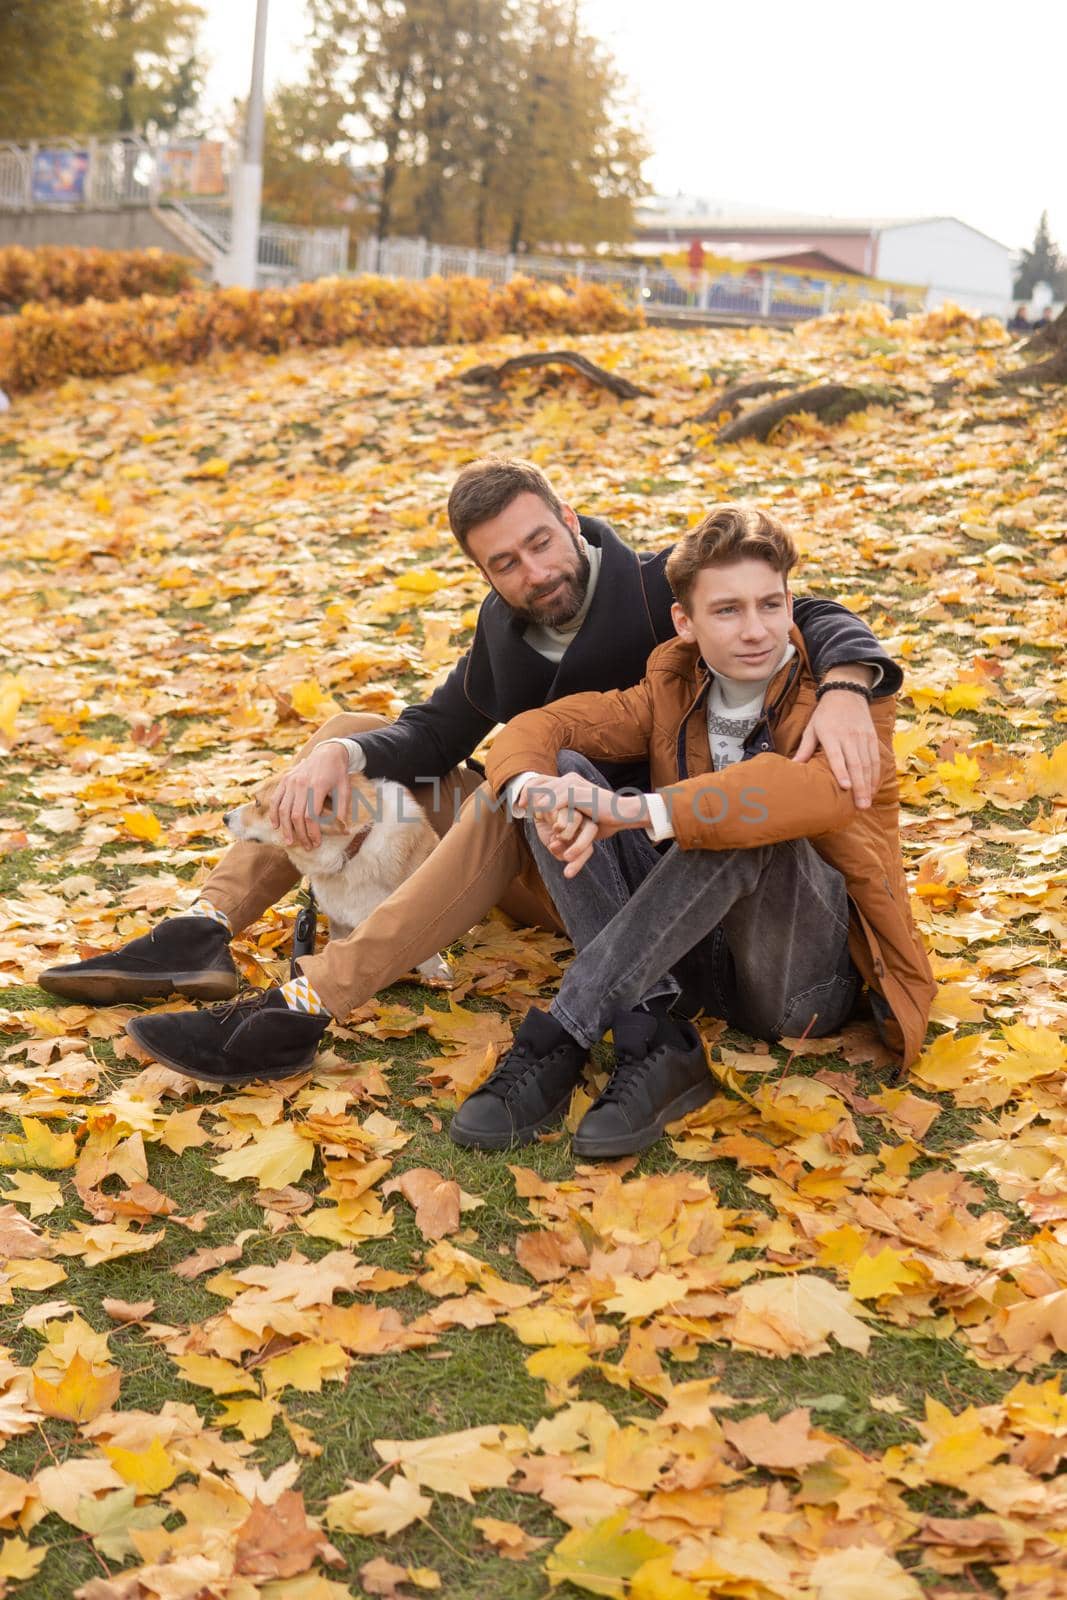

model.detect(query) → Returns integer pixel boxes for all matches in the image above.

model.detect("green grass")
[1,786,1055,1597]
[2,316,1062,1598]
[0,961,1039,1598]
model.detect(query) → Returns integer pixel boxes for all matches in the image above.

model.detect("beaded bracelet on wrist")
[815,680,874,703]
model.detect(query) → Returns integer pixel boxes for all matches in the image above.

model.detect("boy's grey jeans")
[524,751,860,1049]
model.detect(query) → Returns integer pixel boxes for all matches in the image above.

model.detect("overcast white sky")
[201,0,1065,253]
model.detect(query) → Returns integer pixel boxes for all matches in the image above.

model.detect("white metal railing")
[0,137,347,288]
[356,235,929,322]
[256,223,350,286]
[0,145,30,209]
[169,197,229,254]
[169,204,348,285]
[0,136,230,211]
[181,210,348,285]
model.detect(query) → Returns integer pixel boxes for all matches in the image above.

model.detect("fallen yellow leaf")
[122,809,162,843]
[211,1121,316,1189]
[172,1353,258,1395]
[0,1537,47,1582]
[546,1512,671,1598]
[848,1247,924,1302]
[0,1117,77,1171]
[1,1172,65,1213]
[289,679,342,721]
[33,1353,120,1423]
[261,1341,348,1395]
[0,676,27,745]
[325,1474,430,1538]
[103,1436,181,1495]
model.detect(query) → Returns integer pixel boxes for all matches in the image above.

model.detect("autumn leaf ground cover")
[0,248,197,312]
[0,301,1065,1599]
[0,274,639,395]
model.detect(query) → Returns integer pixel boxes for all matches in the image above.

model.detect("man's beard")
[511,539,592,628]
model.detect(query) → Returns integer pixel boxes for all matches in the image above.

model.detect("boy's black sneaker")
[38,916,238,1006]
[572,1009,712,1160]
[449,1008,587,1150]
[126,989,328,1085]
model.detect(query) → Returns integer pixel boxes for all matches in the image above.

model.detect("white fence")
[0,136,227,211]
[256,222,350,287]
[0,139,349,288]
[356,235,927,323]
[173,201,349,286]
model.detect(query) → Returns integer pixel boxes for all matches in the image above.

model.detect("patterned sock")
[187,899,232,934]
[279,973,330,1016]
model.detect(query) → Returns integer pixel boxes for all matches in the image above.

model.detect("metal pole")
[221,0,269,287]
[759,270,772,318]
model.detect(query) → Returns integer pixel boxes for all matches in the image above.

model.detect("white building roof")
[635,199,1010,252]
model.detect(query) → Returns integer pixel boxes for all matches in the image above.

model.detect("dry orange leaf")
[234,1490,340,1579]
[32,1353,120,1423]
[723,1408,833,1471]
[473,1515,548,1559]
[381,1166,482,1240]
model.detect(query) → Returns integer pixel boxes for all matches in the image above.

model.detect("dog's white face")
[223,775,379,872]
[223,774,446,980]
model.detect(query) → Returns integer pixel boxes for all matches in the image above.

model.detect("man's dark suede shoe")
[572,1009,712,1160]
[126,989,329,1085]
[38,916,238,1006]
[449,1008,588,1150]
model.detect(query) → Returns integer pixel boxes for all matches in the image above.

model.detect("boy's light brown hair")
[666,504,798,611]
[448,456,565,549]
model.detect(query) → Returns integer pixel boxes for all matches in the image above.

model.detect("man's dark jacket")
[356,516,902,789]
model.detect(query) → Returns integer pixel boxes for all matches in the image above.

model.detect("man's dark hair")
[448,456,566,549]
[666,504,798,611]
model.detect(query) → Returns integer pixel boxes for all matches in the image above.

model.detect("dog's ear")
[250,776,279,808]
[348,774,378,821]
[314,792,348,833]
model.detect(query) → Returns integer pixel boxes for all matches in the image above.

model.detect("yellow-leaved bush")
[0,245,198,311]
[0,272,642,393]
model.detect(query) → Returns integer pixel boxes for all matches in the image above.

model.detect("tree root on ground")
[716,383,896,443]
[999,350,1067,387]
[690,377,798,425]
[459,350,650,399]
[1000,308,1067,385]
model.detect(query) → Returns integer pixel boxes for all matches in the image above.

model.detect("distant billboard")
[158,141,226,199]
[32,149,89,204]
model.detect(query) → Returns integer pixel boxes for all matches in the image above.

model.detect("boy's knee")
[557,748,603,781]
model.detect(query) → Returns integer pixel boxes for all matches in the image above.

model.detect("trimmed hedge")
[0,272,642,394]
[0,246,198,311]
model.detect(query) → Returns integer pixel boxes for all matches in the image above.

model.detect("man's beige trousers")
[198,714,563,1018]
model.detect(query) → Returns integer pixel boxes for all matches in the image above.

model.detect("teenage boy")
[451,504,934,1159]
[40,461,899,1086]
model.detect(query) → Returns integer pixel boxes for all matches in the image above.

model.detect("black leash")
[290,887,318,978]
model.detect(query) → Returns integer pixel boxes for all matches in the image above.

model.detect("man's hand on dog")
[270,741,352,848]
[514,775,649,879]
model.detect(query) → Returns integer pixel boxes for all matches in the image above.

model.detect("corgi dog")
[223,774,450,982]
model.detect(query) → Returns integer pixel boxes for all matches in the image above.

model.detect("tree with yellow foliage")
[263,0,648,250]
[0,0,205,141]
